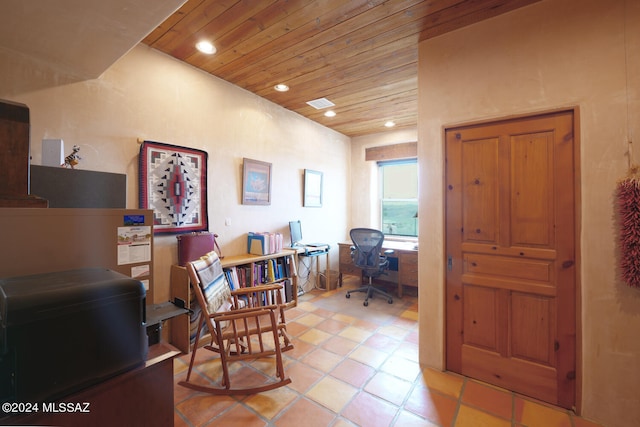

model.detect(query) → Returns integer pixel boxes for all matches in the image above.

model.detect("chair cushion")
[197,254,234,315]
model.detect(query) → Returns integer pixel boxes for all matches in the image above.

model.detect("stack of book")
[224,257,293,289]
[247,232,284,255]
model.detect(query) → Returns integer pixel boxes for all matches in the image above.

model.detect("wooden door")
[445,110,576,409]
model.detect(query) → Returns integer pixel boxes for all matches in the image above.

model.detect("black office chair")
[345,228,394,306]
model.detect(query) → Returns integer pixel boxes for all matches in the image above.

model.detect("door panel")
[461,137,499,244]
[445,111,576,409]
[511,132,553,246]
[462,285,498,351]
[465,254,552,282]
[511,292,553,364]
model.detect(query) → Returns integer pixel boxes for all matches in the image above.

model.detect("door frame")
[441,106,582,412]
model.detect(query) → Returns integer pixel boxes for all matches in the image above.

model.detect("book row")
[223,256,293,289]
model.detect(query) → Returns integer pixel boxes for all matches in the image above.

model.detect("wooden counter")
[4,343,180,427]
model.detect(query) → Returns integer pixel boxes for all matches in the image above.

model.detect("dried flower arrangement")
[617,166,640,288]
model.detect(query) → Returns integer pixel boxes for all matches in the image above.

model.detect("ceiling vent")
[306,97,335,109]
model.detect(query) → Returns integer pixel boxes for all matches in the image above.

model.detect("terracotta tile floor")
[173,279,604,427]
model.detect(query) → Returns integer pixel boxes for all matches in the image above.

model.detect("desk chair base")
[346,277,393,307]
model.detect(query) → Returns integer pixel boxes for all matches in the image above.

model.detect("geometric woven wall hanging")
[139,140,208,234]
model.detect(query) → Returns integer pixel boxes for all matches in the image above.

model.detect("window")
[379,159,418,237]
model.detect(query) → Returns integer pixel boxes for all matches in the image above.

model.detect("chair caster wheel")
[387,299,393,304]
[364,301,368,306]
[346,293,350,299]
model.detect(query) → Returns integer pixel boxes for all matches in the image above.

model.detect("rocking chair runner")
[178,251,293,395]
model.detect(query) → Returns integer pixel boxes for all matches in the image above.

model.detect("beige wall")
[0,45,351,304]
[5,1,638,423]
[417,0,640,425]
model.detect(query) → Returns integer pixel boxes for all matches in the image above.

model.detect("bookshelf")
[169,249,299,353]
[221,251,297,301]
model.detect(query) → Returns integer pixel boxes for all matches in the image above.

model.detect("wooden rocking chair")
[178,251,293,395]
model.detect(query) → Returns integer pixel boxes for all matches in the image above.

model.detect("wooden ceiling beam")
[419,0,542,40]
[287,74,418,113]
[278,66,417,114]
[142,0,541,137]
[223,0,430,87]
[262,48,417,107]
[196,0,387,75]
[144,0,243,52]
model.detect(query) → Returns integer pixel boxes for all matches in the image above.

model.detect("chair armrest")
[230,283,286,309]
[383,249,394,256]
[230,283,283,296]
[211,306,272,320]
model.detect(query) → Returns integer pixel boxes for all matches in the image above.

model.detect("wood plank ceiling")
[143,0,541,138]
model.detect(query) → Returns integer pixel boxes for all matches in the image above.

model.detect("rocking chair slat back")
[178,251,293,395]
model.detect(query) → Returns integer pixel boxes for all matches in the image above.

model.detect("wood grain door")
[445,110,576,409]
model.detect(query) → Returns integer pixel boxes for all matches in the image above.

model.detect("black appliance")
[0,268,147,403]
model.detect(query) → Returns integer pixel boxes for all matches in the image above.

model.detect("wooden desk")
[294,246,331,290]
[338,241,418,298]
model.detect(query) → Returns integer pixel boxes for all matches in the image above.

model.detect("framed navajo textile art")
[139,140,208,234]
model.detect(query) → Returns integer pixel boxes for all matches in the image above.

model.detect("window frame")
[378,158,418,238]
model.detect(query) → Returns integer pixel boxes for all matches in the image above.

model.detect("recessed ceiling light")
[324,110,336,117]
[195,41,216,55]
[384,120,396,128]
[274,84,289,92]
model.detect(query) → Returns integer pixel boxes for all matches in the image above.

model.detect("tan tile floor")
[173,278,605,427]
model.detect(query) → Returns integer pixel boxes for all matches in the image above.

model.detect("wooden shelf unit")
[170,249,299,354]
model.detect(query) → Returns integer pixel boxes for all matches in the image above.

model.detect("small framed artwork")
[242,158,272,205]
[304,169,323,207]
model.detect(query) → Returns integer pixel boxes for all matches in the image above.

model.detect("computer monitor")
[289,220,303,247]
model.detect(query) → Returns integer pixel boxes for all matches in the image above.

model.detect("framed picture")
[139,140,208,234]
[304,169,323,207]
[242,158,272,205]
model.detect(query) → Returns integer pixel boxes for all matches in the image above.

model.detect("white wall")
[417,0,640,425]
[0,44,351,304]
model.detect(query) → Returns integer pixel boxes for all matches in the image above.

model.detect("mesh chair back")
[350,228,385,272]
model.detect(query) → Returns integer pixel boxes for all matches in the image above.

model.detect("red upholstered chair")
[179,251,293,395]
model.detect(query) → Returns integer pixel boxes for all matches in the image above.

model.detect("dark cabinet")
[0,99,47,207]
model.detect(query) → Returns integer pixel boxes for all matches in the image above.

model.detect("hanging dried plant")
[617,167,640,288]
